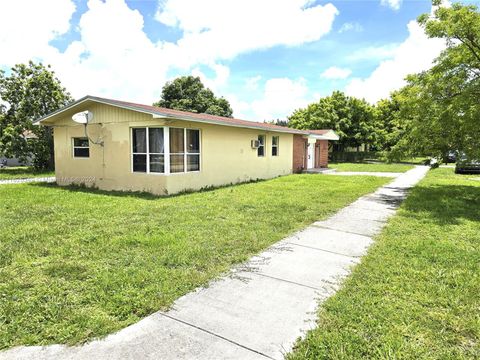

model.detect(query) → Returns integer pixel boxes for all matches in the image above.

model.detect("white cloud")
[345,20,445,103]
[155,0,339,68]
[0,0,339,108]
[0,0,76,67]
[321,66,352,80]
[249,78,311,120]
[226,94,251,119]
[347,44,398,62]
[191,63,230,92]
[381,0,402,11]
[224,77,314,120]
[47,0,169,103]
[339,22,363,33]
[244,76,262,91]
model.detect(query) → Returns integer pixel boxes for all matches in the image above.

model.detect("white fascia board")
[152,114,303,134]
[304,132,340,141]
[35,95,304,135]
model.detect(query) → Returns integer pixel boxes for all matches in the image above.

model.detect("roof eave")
[34,95,90,125]
[35,95,305,134]
[152,114,304,134]
[305,133,339,141]
[35,95,158,125]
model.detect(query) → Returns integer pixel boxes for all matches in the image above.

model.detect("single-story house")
[35,95,338,195]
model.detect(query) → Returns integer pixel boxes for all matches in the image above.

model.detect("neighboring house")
[0,130,36,167]
[35,95,338,195]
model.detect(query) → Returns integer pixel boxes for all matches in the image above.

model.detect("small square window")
[73,137,89,158]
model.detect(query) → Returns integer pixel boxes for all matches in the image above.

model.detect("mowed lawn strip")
[287,168,480,360]
[0,167,54,180]
[331,162,414,173]
[0,174,388,349]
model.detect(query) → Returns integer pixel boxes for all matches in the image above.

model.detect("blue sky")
[0,0,452,120]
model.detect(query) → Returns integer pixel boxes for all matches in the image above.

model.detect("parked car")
[455,155,480,174]
[447,151,457,163]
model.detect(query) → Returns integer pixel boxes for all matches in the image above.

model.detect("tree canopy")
[154,76,233,117]
[288,91,379,151]
[0,61,73,169]
[387,1,480,161]
[289,2,480,161]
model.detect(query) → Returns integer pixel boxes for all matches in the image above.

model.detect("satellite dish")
[72,111,93,124]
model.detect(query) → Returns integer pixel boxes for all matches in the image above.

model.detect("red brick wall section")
[317,140,329,167]
[292,135,307,173]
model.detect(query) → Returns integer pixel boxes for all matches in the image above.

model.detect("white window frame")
[131,127,163,174]
[130,126,201,175]
[272,136,279,156]
[257,134,265,157]
[169,127,186,174]
[186,128,201,173]
[148,127,165,174]
[72,137,90,158]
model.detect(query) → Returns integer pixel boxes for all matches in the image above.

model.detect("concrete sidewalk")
[0,166,430,360]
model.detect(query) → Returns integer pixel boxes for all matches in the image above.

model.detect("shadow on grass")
[364,191,408,208]
[29,177,270,200]
[401,184,480,225]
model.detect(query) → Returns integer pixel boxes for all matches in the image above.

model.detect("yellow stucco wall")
[53,103,294,195]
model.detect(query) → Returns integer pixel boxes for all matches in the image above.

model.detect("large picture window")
[131,127,200,174]
[73,137,90,158]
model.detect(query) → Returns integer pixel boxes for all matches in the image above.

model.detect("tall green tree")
[374,95,407,153]
[288,91,379,151]
[389,1,480,161]
[0,61,73,169]
[154,76,233,117]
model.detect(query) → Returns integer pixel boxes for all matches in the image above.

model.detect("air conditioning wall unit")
[251,139,260,149]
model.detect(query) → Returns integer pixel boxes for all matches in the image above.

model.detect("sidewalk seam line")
[249,272,321,291]
[158,312,275,360]
[283,241,361,259]
[309,225,376,237]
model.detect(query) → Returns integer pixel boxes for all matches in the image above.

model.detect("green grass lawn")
[0,174,388,350]
[330,162,415,173]
[399,156,430,165]
[287,168,480,360]
[0,167,54,180]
